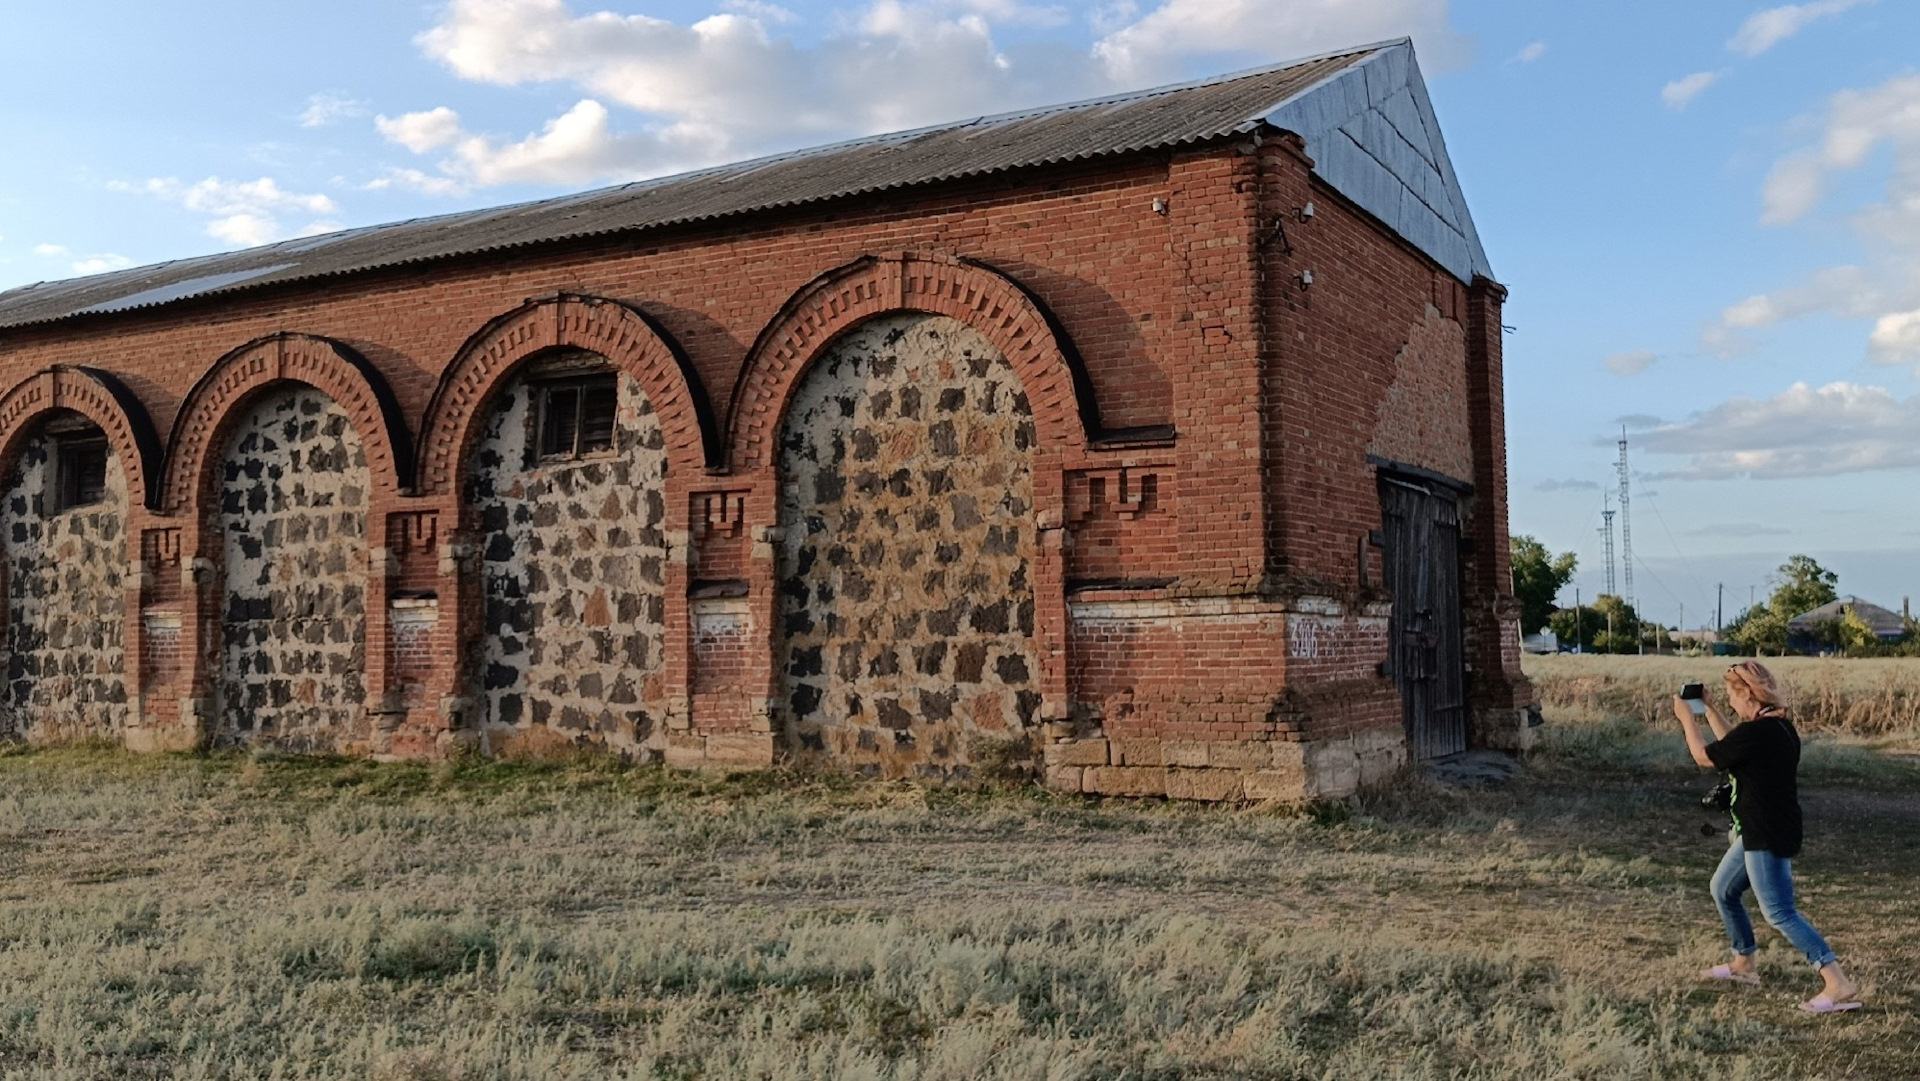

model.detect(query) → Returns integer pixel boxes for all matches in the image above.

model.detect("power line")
[1630,468,1714,618]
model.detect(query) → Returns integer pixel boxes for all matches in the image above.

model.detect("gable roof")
[0,38,1490,333]
[1787,596,1909,638]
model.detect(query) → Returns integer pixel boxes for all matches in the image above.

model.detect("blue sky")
[1,0,1915,627]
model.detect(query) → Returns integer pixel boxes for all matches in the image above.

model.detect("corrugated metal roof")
[0,38,1490,332]
[1787,596,1908,637]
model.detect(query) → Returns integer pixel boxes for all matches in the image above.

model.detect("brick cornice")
[161,332,412,516]
[0,365,164,511]
[415,293,716,496]
[725,251,1095,475]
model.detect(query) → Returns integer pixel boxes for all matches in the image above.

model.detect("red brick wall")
[0,134,1527,775]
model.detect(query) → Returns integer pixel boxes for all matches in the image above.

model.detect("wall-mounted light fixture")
[1298,269,1315,289]
[1299,201,1316,221]
[1151,198,1169,215]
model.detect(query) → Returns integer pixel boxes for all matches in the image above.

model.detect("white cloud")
[1511,41,1546,64]
[364,167,470,197]
[379,0,1465,191]
[29,243,130,275]
[1639,381,1920,479]
[1869,309,1920,365]
[1728,0,1872,57]
[299,92,367,129]
[1091,0,1467,86]
[376,107,466,153]
[125,177,341,248]
[1535,478,1601,492]
[1604,350,1657,376]
[1702,74,1920,367]
[378,99,693,188]
[70,254,132,274]
[1661,71,1721,110]
[719,0,799,23]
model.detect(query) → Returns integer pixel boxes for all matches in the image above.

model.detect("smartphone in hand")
[1680,682,1706,717]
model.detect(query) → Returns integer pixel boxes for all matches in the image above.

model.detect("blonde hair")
[1724,660,1785,709]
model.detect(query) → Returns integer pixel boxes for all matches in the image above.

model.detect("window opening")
[56,435,110,512]
[536,374,618,460]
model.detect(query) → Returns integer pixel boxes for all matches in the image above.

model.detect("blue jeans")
[1711,837,1837,967]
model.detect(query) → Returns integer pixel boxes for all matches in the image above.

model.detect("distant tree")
[1548,593,1641,653]
[1767,554,1838,621]
[1836,606,1880,656]
[1511,535,1577,634]
[1724,604,1787,655]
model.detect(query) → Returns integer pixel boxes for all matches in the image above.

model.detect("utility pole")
[1574,587,1582,653]
[1716,583,1724,633]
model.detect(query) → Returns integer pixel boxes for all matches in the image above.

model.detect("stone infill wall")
[776,315,1040,777]
[0,427,129,741]
[466,368,669,753]
[216,387,368,748]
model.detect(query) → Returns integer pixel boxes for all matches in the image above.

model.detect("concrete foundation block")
[662,733,709,769]
[1044,738,1110,767]
[704,732,775,768]
[1242,766,1307,801]
[123,724,201,754]
[1165,767,1244,802]
[1161,740,1211,768]
[1083,765,1167,797]
[1206,740,1277,771]
[1044,764,1085,792]
[1108,738,1163,767]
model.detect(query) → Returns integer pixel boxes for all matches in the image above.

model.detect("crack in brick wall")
[217,387,368,746]
[1,426,128,739]
[467,369,668,748]
[777,314,1040,775]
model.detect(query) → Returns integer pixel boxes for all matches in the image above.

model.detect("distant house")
[1787,596,1910,652]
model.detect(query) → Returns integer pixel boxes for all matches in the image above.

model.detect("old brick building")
[0,39,1531,800]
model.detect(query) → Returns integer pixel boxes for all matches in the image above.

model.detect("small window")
[536,374,618,460]
[56,436,110,511]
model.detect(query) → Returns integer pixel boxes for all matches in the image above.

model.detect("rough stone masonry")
[0,41,1534,800]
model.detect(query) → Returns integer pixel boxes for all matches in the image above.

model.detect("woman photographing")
[1671,660,1861,1013]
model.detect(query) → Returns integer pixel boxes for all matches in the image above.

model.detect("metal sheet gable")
[1265,41,1493,284]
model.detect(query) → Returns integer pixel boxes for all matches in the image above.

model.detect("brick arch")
[0,365,164,511]
[415,293,717,495]
[162,333,413,516]
[727,252,1098,474]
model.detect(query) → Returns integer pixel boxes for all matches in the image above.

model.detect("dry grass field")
[0,674,1917,1079]
[1525,654,1920,739]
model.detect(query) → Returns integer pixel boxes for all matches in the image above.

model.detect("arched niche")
[161,333,411,517]
[415,293,715,497]
[727,252,1098,475]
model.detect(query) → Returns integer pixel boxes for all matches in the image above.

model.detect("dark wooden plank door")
[1379,475,1467,760]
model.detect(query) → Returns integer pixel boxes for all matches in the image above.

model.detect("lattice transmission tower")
[1598,494,1616,597]
[1617,429,1634,610]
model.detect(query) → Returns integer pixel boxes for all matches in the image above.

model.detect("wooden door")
[1378,475,1467,760]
